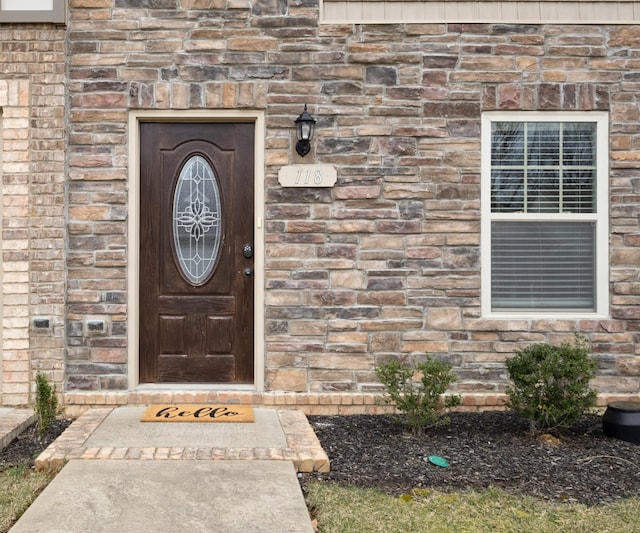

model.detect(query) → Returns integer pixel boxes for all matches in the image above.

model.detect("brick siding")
[7,3,632,405]
[0,26,66,405]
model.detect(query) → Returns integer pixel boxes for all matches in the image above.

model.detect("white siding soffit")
[320,0,640,24]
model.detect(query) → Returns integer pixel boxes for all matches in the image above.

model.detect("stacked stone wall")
[0,25,66,405]
[65,0,640,398]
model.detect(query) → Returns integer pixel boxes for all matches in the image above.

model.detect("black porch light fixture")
[294,104,316,157]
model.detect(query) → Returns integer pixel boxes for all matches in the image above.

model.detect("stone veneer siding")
[63,0,640,405]
[0,26,66,405]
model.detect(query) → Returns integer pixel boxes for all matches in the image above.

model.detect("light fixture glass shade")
[298,121,314,141]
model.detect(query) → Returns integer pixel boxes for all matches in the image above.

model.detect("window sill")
[483,311,610,321]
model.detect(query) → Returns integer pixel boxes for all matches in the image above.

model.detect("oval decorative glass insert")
[173,155,222,286]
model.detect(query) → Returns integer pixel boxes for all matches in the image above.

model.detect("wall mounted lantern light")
[294,104,316,157]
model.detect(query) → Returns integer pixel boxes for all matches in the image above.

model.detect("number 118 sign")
[278,165,337,188]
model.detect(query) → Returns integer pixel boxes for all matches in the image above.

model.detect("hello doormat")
[141,404,254,423]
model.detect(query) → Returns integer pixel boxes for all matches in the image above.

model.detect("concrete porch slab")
[84,406,288,449]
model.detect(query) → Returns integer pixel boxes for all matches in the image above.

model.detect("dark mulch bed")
[0,418,72,471]
[301,411,640,506]
[4,412,640,507]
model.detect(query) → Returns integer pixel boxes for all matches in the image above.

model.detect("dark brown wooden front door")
[139,122,254,383]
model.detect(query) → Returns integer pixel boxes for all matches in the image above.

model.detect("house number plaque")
[278,165,337,188]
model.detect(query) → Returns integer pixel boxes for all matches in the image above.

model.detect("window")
[481,112,608,317]
[0,0,65,23]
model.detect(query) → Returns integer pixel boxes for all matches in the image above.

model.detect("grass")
[305,482,640,533]
[0,462,58,533]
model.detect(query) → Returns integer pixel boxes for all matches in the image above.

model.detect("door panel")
[139,122,254,384]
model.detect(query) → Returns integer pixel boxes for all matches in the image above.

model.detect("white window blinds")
[491,221,595,309]
[489,121,598,312]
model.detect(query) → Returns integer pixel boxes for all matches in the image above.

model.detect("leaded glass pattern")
[173,155,221,285]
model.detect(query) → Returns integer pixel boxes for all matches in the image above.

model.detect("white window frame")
[481,111,609,319]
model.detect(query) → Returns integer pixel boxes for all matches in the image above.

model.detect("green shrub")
[375,356,461,433]
[34,372,58,436]
[505,335,597,435]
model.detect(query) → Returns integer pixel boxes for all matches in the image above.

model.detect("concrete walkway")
[2,406,329,532]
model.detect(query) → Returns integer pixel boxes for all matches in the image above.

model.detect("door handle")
[243,268,253,277]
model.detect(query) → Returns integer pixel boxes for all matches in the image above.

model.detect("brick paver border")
[35,408,330,473]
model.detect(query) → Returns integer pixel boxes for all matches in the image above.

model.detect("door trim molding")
[127,110,266,391]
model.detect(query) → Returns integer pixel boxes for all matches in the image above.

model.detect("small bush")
[505,335,597,435]
[34,372,58,436]
[375,356,461,433]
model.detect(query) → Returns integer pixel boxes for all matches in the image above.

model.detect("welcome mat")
[141,404,254,423]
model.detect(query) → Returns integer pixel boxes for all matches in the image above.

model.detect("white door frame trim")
[127,110,266,391]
